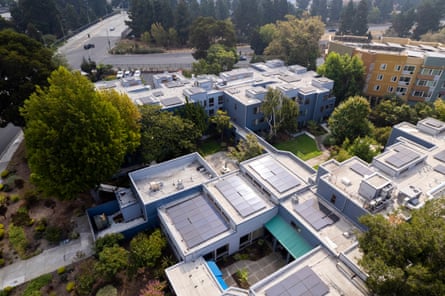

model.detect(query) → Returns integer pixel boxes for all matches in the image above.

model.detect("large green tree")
[317,52,365,104]
[339,0,354,35]
[129,229,166,270]
[412,0,442,39]
[328,95,374,144]
[192,44,237,74]
[210,109,232,141]
[390,9,415,37]
[358,199,445,295]
[95,245,128,280]
[352,0,368,36]
[229,134,263,162]
[139,105,201,163]
[0,29,55,127]
[21,67,140,199]
[264,15,325,70]
[261,88,299,138]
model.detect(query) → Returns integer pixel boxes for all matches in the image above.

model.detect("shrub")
[0,224,4,240]
[8,224,28,258]
[57,266,66,274]
[14,178,24,189]
[44,226,62,244]
[11,207,32,226]
[34,219,47,233]
[0,184,3,191]
[66,281,75,292]
[0,194,6,205]
[0,258,5,267]
[96,285,117,296]
[94,233,124,254]
[0,170,9,178]
[0,286,13,296]
[9,194,19,203]
[23,274,52,296]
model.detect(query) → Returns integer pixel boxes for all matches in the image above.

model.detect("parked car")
[134,70,141,77]
[116,70,124,79]
[124,70,131,77]
[110,27,115,31]
[83,43,95,50]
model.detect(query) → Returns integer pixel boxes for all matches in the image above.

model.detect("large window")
[403,65,416,73]
[240,234,251,249]
[421,68,442,76]
[209,98,214,107]
[218,95,224,105]
[216,244,229,259]
[399,76,411,84]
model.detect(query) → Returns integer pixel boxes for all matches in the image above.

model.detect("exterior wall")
[206,91,225,116]
[278,206,320,247]
[121,202,143,222]
[386,127,435,149]
[245,102,268,132]
[328,42,355,56]
[415,55,445,101]
[224,94,248,128]
[316,178,369,231]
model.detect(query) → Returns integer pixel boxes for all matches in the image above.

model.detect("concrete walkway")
[0,215,94,289]
[0,129,23,178]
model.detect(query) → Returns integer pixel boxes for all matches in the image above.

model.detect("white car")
[124,70,131,77]
[116,70,123,79]
[134,70,141,77]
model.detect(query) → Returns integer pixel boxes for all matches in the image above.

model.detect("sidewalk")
[0,129,23,177]
[0,215,94,289]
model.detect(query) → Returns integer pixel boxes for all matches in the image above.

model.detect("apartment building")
[328,36,445,105]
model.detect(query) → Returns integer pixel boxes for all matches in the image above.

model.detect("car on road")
[83,43,95,50]
[110,27,115,31]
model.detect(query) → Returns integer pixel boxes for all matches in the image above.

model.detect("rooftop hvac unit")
[150,181,162,192]
[341,177,352,186]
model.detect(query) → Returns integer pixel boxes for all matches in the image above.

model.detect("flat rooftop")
[158,192,233,255]
[129,153,217,205]
[165,257,224,296]
[250,247,368,296]
[281,189,361,255]
[242,154,311,200]
[205,172,275,225]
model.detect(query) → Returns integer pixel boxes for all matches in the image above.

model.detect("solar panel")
[215,175,266,218]
[161,96,182,106]
[434,150,445,163]
[350,163,373,177]
[166,194,229,248]
[265,266,329,296]
[434,164,445,175]
[153,91,164,97]
[294,199,336,231]
[385,147,420,168]
[249,156,301,193]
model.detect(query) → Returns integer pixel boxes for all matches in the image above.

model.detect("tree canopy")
[339,0,369,36]
[317,52,365,104]
[358,199,445,295]
[129,229,166,270]
[261,88,299,138]
[0,29,56,127]
[229,134,264,162]
[192,44,237,75]
[264,15,324,70]
[139,105,201,163]
[328,95,374,144]
[21,67,140,199]
[210,109,232,141]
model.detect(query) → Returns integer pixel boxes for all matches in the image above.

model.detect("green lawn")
[198,138,223,156]
[274,134,322,160]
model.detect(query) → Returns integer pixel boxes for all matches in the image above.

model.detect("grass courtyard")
[273,134,322,160]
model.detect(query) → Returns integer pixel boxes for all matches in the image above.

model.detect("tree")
[412,0,442,40]
[210,109,232,141]
[352,0,368,36]
[328,0,343,23]
[296,0,310,10]
[250,23,276,55]
[139,280,166,296]
[94,233,124,254]
[174,0,191,45]
[205,43,237,72]
[311,0,328,22]
[215,0,230,20]
[317,52,365,104]
[0,29,55,127]
[421,27,445,43]
[177,100,208,135]
[339,0,354,35]
[229,134,264,162]
[261,88,299,138]
[232,0,260,41]
[21,67,139,199]
[390,9,415,37]
[346,136,381,163]
[95,245,128,280]
[264,15,325,70]
[139,105,201,163]
[129,229,166,269]
[358,199,445,295]
[434,99,445,121]
[328,96,374,144]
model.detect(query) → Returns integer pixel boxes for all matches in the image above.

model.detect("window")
[330,194,337,204]
[417,79,427,86]
[403,65,415,73]
[234,103,237,110]
[253,106,260,114]
[399,76,411,84]
[388,86,394,92]
[377,74,384,80]
[374,85,381,91]
[305,98,310,105]
[412,90,425,97]
[216,244,229,259]
[218,95,224,105]
[394,65,401,71]
[421,68,443,76]
[203,100,207,107]
[320,106,324,112]
[391,75,398,82]
[209,98,214,107]
[396,87,407,94]
[380,64,387,70]
[297,94,304,104]
[209,109,214,116]
[240,234,250,248]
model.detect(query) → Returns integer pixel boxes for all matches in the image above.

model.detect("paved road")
[0,124,20,159]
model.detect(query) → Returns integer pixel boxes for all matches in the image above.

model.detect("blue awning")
[207,261,228,290]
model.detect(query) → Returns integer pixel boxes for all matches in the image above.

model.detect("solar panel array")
[250,157,301,193]
[385,147,420,168]
[265,266,329,296]
[434,150,445,163]
[215,175,266,217]
[294,199,337,231]
[161,96,182,107]
[166,195,229,249]
[434,164,445,175]
[350,163,373,177]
